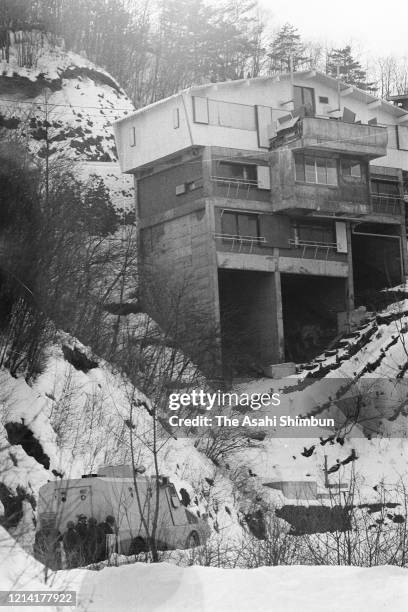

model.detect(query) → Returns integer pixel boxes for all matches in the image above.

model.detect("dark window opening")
[281,274,345,363]
[293,86,315,116]
[221,211,260,238]
[292,220,335,245]
[217,162,257,183]
[319,96,329,104]
[370,179,400,196]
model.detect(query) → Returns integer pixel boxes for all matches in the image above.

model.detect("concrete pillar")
[346,223,355,312]
[273,251,285,362]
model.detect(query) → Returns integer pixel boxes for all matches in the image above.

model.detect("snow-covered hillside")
[0,32,134,215]
[0,332,242,554]
[230,291,408,510]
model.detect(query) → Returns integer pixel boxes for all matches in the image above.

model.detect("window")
[319,96,329,104]
[295,155,338,186]
[293,86,315,116]
[221,211,260,237]
[341,159,362,180]
[173,107,180,129]
[294,220,335,244]
[218,162,257,183]
[130,126,136,147]
[175,179,203,195]
[371,179,400,196]
[397,125,408,151]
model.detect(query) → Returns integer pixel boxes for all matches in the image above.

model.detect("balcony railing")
[211,175,257,199]
[288,238,338,260]
[370,194,403,216]
[214,233,266,253]
[270,116,388,159]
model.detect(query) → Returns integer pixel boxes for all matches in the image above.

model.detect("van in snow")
[36,464,210,558]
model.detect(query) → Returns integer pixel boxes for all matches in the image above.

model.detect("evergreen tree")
[268,23,308,74]
[327,45,377,92]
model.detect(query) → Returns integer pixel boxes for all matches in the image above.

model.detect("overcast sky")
[258,0,408,59]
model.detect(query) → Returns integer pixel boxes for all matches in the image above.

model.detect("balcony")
[271,117,388,160]
[370,194,403,217]
[210,175,257,199]
[214,233,267,253]
[288,238,338,260]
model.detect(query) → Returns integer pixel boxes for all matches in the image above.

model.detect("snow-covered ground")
[0,332,242,554]
[1,526,408,612]
[226,294,408,509]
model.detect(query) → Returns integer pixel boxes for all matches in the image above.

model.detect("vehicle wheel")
[186,531,200,548]
[129,536,147,555]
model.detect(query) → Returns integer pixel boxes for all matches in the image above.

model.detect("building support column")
[273,252,285,362]
[346,223,355,313]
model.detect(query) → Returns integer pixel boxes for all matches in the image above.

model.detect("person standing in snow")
[75,514,88,565]
[97,515,117,560]
[85,517,99,564]
[63,521,80,568]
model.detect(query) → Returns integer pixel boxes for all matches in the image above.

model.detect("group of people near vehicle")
[34,514,117,569]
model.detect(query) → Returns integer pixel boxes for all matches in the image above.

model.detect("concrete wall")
[138,157,204,218]
[269,149,373,216]
[139,203,220,372]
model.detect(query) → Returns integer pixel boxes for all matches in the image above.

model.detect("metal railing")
[370,194,403,216]
[288,238,338,260]
[214,233,266,253]
[210,175,258,199]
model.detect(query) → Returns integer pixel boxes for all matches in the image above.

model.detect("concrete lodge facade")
[114,72,408,374]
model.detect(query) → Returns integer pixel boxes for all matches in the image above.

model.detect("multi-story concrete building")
[114,71,408,374]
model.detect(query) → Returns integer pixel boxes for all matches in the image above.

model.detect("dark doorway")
[352,228,402,307]
[281,274,346,363]
[218,269,278,376]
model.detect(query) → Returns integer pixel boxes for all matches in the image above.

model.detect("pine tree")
[268,23,308,74]
[327,45,377,92]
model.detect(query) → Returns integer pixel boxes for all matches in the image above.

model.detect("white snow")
[1,526,408,612]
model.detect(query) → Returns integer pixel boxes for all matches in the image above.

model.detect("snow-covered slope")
[0,332,242,553]
[228,292,408,509]
[0,32,134,215]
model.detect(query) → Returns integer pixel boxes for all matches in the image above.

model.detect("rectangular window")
[130,126,136,147]
[294,85,315,116]
[296,155,337,186]
[173,108,180,129]
[221,211,260,237]
[295,220,335,244]
[397,125,408,151]
[319,96,329,104]
[371,179,400,196]
[218,162,257,183]
[341,159,362,179]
